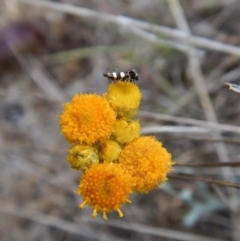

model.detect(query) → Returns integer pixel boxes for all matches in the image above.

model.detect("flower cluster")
[59,80,173,219]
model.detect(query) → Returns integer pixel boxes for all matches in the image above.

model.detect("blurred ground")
[0,0,239,241]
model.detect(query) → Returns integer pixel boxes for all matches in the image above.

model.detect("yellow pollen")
[103,212,107,220]
[117,209,124,217]
[92,209,98,218]
[79,201,86,209]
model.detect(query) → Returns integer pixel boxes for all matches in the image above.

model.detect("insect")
[103,69,139,82]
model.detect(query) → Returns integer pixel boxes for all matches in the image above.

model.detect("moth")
[103,69,139,82]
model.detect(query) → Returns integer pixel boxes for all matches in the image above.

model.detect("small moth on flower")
[103,69,139,82]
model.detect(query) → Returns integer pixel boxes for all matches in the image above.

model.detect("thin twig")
[132,19,240,57]
[16,0,240,56]
[43,45,132,65]
[153,135,240,144]
[138,111,240,134]
[141,126,210,134]
[15,0,199,54]
[167,5,235,217]
[174,162,240,168]
[225,83,240,93]
[129,26,197,53]
[167,1,236,219]
[84,218,226,241]
[167,65,240,116]
[0,205,117,241]
[0,203,227,241]
[169,174,240,189]
[211,184,235,212]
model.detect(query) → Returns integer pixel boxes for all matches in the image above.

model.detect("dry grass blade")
[16,0,240,56]
[84,218,227,241]
[169,174,240,189]
[141,126,210,134]
[167,0,232,181]
[9,44,65,102]
[0,205,120,241]
[43,45,131,65]
[138,111,240,134]
[174,161,240,168]
[0,205,95,238]
[0,204,226,241]
[156,135,240,144]
[1,1,239,240]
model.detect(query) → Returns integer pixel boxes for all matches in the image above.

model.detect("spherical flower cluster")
[119,136,172,193]
[59,94,115,145]
[77,163,132,220]
[59,78,173,220]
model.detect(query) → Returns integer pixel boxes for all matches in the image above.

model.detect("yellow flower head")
[119,136,172,193]
[106,81,141,119]
[77,163,132,220]
[59,94,116,145]
[113,118,140,144]
[99,140,122,163]
[67,145,99,170]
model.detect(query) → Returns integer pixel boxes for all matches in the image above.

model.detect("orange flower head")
[77,163,132,220]
[99,140,122,163]
[119,136,172,193]
[67,145,99,170]
[59,94,116,145]
[113,118,140,144]
[106,81,141,119]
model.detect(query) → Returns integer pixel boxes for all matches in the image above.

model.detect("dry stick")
[43,45,131,65]
[0,200,227,241]
[169,174,240,189]
[16,0,240,56]
[205,55,240,82]
[167,67,240,115]
[212,183,235,212]
[153,135,240,144]
[140,125,240,135]
[212,68,240,92]
[0,203,226,241]
[16,0,198,54]
[160,11,239,117]
[175,161,240,168]
[138,111,240,134]
[131,20,240,57]
[0,204,225,241]
[0,205,112,241]
[167,0,232,179]
[167,3,239,240]
[84,218,226,241]
[0,88,61,103]
[126,26,196,54]
[141,126,210,134]
[225,82,240,93]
